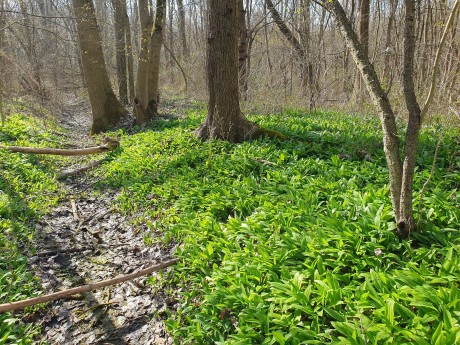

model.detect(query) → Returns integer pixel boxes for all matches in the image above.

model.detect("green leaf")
[272,331,286,345]
[324,307,346,322]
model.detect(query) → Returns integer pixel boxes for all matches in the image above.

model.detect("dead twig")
[70,199,80,222]
[0,259,179,313]
[250,157,277,166]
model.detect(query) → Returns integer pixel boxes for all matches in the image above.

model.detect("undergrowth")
[1,103,459,344]
[99,107,459,344]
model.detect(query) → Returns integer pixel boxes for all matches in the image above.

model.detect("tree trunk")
[112,0,128,103]
[177,0,189,58]
[399,0,422,237]
[72,0,125,134]
[238,0,249,101]
[195,0,284,142]
[354,0,371,102]
[326,0,404,232]
[146,0,166,117]
[0,0,4,126]
[383,0,397,79]
[134,0,153,123]
[123,0,135,101]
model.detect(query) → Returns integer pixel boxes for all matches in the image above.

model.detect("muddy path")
[28,99,176,344]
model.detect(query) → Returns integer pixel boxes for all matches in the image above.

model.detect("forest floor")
[1,99,458,344]
[28,99,176,344]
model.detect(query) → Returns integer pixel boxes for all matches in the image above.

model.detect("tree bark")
[326,0,404,229]
[146,0,166,117]
[72,0,125,134]
[0,0,4,127]
[238,0,249,101]
[112,0,128,103]
[134,0,153,123]
[195,0,285,142]
[124,0,135,101]
[399,0,422,237]
[177,0,189,58]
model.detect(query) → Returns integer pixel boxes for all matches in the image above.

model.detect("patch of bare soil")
[29,99,176,344]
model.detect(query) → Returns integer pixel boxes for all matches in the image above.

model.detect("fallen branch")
[58,159,105,179]
[0,258,178,313]
[0,137,119,156]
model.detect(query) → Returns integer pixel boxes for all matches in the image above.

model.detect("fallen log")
[0,137,119,156]
[0,258,178,313]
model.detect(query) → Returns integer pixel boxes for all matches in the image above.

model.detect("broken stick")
[0,258,178,313]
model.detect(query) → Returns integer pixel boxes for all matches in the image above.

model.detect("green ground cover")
[0,104,459,344]
[101,108,459,344]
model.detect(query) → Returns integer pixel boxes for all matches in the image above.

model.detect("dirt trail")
[29,99,175,344]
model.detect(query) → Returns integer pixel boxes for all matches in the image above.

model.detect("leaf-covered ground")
[1,101,459,344]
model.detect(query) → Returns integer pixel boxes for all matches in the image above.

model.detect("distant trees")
[72,0,125,134]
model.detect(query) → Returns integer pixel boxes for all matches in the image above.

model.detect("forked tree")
[72,0,125,134]
[324,0,459,238]
[134,0,166,124]
[195,0,284,142]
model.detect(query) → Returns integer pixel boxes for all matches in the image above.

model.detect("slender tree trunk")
[72,0,125,134]
[383,0,397,79]
[112,0,128,103]
[123,0,136,101]
[238,0,249,101]
[354,0,370,102]
[146,0,166,117]
[300,0,315,108]
[399,0,422,236]
[134,0,152,123]
[177,0,189,58]
[326,0,404,229]
[0,0,4,126]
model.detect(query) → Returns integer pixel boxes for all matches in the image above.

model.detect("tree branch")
[0,259,178,313]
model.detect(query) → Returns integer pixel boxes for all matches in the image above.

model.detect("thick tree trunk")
[72,0,125,134]
[112,0,128,103]
[146,0,166,117]
[195,0,285,142]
